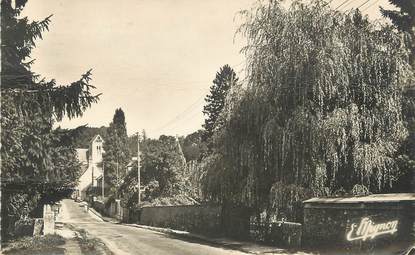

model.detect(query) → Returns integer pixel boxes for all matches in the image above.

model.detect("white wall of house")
[76,135,104,200]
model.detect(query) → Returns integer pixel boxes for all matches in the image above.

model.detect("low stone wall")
[250,221,302,248]
[92,199,129,221]
[140,204,221,235]
[268,222,302,247]
[92,200,106,215]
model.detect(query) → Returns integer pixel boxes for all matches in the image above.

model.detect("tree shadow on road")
[160,232,310,254]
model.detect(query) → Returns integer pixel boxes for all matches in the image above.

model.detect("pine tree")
[103,108,131,196]
[202,65,238,142]
[380,0,414,66]
[1,0,99,240]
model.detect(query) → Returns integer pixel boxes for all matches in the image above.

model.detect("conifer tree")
[381,0,414,66]
[1,0,99,240]
[203,65,238,142]
[103,108,131,196]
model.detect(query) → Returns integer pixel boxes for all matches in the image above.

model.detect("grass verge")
[3,234,66,255]
[67,224,113,255]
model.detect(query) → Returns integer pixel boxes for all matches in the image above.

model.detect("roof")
[303,193,415,204]
[90,134,103,144]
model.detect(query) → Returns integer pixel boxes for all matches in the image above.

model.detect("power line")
[162,109,203,134]
[356,0,371,10]
[335,0,353,10]
[362,0,380,12]
[154,94,205,132]
[339,0,360,11]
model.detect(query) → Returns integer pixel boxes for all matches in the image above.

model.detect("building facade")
[75,134,105,200]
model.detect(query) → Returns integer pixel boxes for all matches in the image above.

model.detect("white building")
[75,134,104,200]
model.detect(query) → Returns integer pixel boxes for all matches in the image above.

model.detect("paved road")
[59,199,246,255]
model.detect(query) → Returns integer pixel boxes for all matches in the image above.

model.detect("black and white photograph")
[1,0,414,254]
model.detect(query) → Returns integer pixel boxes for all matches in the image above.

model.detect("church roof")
[90,134,103,144]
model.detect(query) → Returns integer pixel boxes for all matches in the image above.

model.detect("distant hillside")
[72,126,108,148]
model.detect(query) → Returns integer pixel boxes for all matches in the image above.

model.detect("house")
[74,135,105,200]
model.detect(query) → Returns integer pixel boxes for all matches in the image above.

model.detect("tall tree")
[203,65,238,142]
[380,0,414,66]
[381,0,415,192]
[1,0,99,239]
[180,130,207,162]
[203,0,413,222]
[103,108,131,196]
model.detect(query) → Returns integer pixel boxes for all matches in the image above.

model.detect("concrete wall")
[303,200,414,249]
[140,205,221,235]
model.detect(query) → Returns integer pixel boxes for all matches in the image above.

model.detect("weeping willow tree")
[203,0,413,221]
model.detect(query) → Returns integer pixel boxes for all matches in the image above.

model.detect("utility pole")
[116,158,119,198]
[102,163,105,199]
[91,163,94,201]
[137,132,141,206]
[91,164,94,188]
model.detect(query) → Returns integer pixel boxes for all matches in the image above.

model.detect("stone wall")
[92,199,129,222]
[140,204,221,235]
[268,222,302,247]
[250,221,302,248]
[303,197,414,250]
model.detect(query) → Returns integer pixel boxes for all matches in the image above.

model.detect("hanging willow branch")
[202,0,413,220]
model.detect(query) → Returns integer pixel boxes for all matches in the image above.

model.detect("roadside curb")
[125,224,258,254]
[87,207,120,224]
[126,224,202,239]
[83,205,286,254]
[87,207,105,222]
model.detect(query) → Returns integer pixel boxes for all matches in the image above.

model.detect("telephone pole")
[116,158,119,198]
[137,132,141,206]
[91,164,94,188]
[102,163,105,198]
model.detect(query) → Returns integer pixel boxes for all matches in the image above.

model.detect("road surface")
[59,199,246,255]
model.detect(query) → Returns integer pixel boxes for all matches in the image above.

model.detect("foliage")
[203,0,413,221]
[127,130,146,156]
[144,135,187,195]
[1,0,99,239]
[118,135,191,207]
[380,0,414,66]
[74,228,113,255]
[203,65,239,143]
[4,234,65,255]
[102,108,131,196]
[179,130,207,162]
[381,0,415,192]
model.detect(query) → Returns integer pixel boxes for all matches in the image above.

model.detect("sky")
[22,0,393,138]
